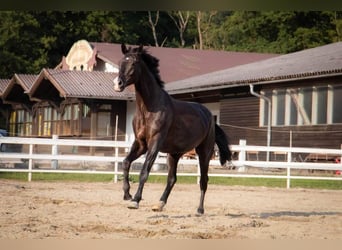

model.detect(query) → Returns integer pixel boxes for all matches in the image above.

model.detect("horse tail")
[215,124,232,166]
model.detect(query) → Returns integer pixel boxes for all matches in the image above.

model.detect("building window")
[286,89,298,125]
[43,107,52,136]
[36,103,80,137]
[82,104,91,118]
[314,86,328,124]
[9,109,32,136]
[37,106,59,136]
[61,105,71,135]
[333,85,342,123]
[272,89,285,126]
[97,104,112,137]
[260,91,271,126]
[60,103,80,136]
[298,87,312,125]
[260,84,340,127]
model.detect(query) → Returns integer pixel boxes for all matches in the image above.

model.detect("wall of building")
[219,79,342,150]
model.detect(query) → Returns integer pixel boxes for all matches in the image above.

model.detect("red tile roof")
[0,79,10,96]
[166,42,342,94]
[30,69,133,100]
[90,42,279,83]
[13,74,37,91]
[1,74,37,101]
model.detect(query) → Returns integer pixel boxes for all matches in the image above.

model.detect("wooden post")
[28,144,33,182]
[286,131,292,189]
[114,115,119,183]
[238,139,246,172]
[286,151,292,189]
[51,134,58,169]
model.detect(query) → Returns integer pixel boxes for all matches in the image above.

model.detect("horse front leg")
[128,142,160,209]
[123,140,146,201]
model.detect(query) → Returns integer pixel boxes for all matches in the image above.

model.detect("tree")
[207,11,340,53]
[195,11,217,50]
[0,11,43,78]
[148,11,161,47]
[0,11,125,78]
[333,11,342,42]
[168,11,190,47]
[1,11,341,79]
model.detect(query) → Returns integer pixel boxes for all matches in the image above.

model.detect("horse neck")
[134,66,164,112]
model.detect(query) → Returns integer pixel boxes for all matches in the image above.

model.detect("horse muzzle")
[113,76,125,92]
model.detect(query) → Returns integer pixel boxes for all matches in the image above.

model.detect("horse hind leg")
[195,142,214,215]
[152,153,181,212]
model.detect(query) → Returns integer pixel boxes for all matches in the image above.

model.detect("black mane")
[132,47,164,88]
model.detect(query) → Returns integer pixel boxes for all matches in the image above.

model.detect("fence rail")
[1,136,342,188]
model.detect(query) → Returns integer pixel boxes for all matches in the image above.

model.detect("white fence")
[1,136,342,188]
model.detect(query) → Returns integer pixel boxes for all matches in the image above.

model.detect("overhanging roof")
[29,68,134,101]
[2,74,37,106]
[166,42,342,95]
[90,42,279,83]
[0,79,10,96]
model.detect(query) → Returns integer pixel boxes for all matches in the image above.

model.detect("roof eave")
[168,71,342,96]
[64,93,135,101]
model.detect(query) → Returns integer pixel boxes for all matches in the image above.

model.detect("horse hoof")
[197,208,204,215]
[152,201,165,212]
[127,201,139,209]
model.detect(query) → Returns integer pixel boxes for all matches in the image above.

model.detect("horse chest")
[134,112,169,140]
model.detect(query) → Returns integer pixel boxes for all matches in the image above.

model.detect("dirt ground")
[0,179,341,239]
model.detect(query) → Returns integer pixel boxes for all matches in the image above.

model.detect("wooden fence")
[1,136,342,188]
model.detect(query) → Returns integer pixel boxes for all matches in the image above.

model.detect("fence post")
[28,144,33,182]
[114,115,119,183]
[51,135,58,169]
[286,151,292,189]
[114,145,119,183]
[238,139,247,172]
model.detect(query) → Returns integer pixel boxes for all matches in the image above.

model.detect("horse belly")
[160,118,210,154]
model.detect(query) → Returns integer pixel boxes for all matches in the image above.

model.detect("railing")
[1,136,342,188]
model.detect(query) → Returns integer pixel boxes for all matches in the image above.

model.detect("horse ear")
[138,44,143,52]
[121,43,128,54]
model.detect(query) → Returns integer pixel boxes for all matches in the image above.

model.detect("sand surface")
[1,179,341,239]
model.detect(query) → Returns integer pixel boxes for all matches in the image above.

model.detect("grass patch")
[208,176,286,188]
[0,172,29,181]
[290,179,342,189]
[130,175,198,184]
[0,172,114,182]
[1,172,342,190]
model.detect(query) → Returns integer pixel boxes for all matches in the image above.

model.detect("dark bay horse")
[113,44,232,214]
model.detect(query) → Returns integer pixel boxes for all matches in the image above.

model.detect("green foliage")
[0,11,341,78]
[0,11,42,78]
[208,11,340,53]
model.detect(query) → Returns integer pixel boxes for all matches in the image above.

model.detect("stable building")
[167,42,342,152]
[1,40,277,145]
[2,40,341,158]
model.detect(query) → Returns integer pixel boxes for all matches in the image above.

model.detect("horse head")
[113,44,143,92]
